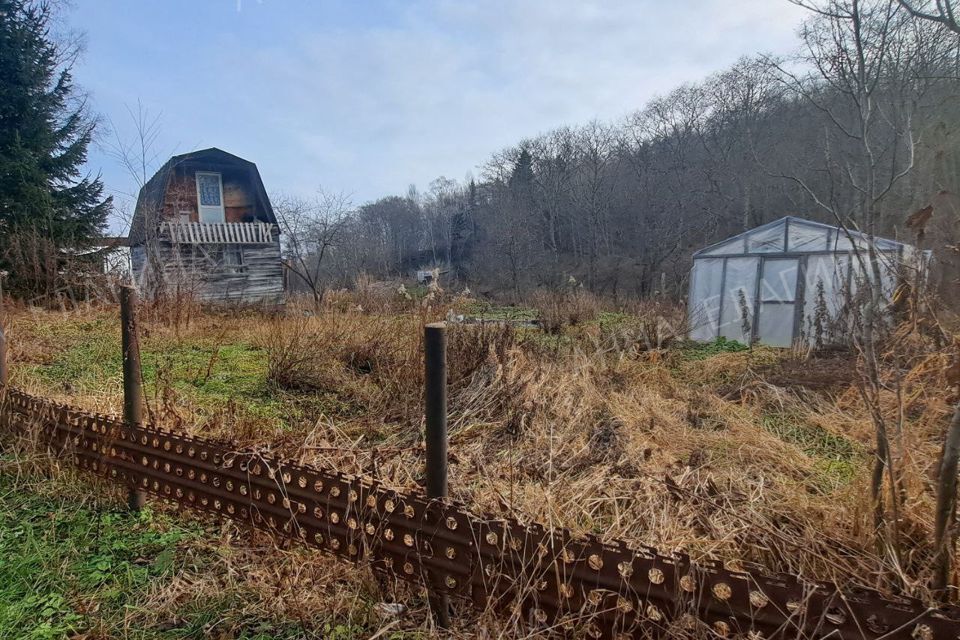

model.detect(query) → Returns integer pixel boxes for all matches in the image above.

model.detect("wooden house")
[128,148,284,305]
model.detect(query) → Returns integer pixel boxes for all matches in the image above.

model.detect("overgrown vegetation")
[0,466,196,639]
[2,289,958,636]
[0,445,420,638]
[677,336,749,360]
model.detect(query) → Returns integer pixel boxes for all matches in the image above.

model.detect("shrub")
[262,316,340,392]
[530,286,600,334]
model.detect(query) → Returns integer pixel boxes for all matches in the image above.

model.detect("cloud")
[78,0,809,226]
[236,0,807,199]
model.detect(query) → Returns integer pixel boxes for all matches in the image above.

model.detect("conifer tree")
[0,0,111,295]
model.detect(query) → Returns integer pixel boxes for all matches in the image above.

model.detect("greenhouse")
[687,216,924,348]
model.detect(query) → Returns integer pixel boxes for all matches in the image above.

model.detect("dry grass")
[3,292,959,636]
[529,287,601,334]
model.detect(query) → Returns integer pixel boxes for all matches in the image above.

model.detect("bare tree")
[102,100,166,232]
[771,0,938,570]
[900,0,960,33]
[311,2,960,311]
[275,189,351,307]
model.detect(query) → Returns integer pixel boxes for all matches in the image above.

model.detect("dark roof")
[127,148,276,245]
[97,236,129,247]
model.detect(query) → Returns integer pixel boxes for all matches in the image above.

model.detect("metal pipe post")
[0,278,7,388]
[423,322,450,627]
[120,285,146,511]
[424,323,448,498]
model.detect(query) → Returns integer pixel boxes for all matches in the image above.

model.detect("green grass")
[0,466,421,639]
[142,341,286,421]
[0,470,201,639]
[676,336,749,360]
[15,311,389,432]
[17,313,295,425]
[596,311,636,330]
[759,412,862,491]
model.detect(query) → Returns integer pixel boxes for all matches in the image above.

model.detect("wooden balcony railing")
[160,221,275,245]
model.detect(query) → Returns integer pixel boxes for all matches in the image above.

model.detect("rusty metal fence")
[3,385,959,639]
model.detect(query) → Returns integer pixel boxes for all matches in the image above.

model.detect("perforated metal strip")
[2,386,958,639]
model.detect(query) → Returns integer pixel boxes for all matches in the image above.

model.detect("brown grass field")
[0,290,957,638]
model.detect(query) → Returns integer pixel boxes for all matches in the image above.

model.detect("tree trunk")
[933,402,960,597]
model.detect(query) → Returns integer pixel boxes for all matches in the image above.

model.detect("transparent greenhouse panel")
[855,252,900,300]
[759,258,798,302]
[829,229,898,253]
[802,254,850,345]
[879,251,899,302]
[876,237,901,251]
[830,231,855,251]
[757,303,796,347]
[787,223,828,252]
[747,221,785,253]
[847,251,898,303]
[700,236,745,256]
[718,257,759,344]
[688,258,724,341]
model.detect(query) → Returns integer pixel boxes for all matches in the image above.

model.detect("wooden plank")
[144,229,284,304]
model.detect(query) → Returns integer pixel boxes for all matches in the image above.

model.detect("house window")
[223,246,244,273]
[195,172,225,223]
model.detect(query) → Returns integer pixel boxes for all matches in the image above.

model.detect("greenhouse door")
[756,258,800,347]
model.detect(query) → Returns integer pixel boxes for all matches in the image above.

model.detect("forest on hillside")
[280,1,960,305]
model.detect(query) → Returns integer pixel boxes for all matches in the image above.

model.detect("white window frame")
[195,172,225,223]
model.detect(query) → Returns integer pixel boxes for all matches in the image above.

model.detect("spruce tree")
[0,0,110,294]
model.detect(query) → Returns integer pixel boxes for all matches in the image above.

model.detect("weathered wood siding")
[163,167,266,224]
[132,230,284,305]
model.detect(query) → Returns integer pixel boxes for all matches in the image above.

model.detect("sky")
[66,0,810,234]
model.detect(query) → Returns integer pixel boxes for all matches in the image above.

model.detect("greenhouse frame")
[687,216,924,348]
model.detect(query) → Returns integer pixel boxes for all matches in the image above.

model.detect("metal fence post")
[120,285,146,511]
[0,278,7,388]
[424,322,450,627]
